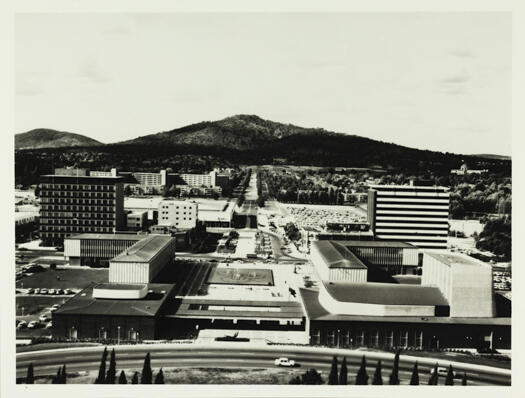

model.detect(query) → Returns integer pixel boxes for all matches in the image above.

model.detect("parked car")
[64,289,74,295]
[274,357,295,367]
[40,288,48,294]
[45,321,53,329]
[27,320,40,329]
[34,288,41,294]
[48,289,56,295]
[27,288,35,294]
[39,314,51,322]
[16,321,27,330]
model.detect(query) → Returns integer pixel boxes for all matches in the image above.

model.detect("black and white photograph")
[2,1,523,396]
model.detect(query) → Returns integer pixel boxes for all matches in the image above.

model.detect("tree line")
[24,348,165,384]
[289,352,468,385]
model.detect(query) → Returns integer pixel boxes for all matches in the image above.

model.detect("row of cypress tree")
[25,348,165,384]
[326,352,468,385]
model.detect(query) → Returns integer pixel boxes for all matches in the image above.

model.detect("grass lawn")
[16,267,109,290]
[35,367,305,384]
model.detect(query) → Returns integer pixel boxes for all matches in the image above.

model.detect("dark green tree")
[409,362,419,385]
[95,347,108,384]
[106,348,116,384]
[131,372,139,384]
[388,350,400,385]
[61,364,67,384]
[339,357,348,385]
[26,363,34,384]
[288,376,301,384]
[52,367,61,384]
[445,365,455,385]
[328,356,339,385]
[154,368,165,384]
[428,364,438,385]
[355,355,368,385]
[372,360,383,385]
[118,370,127,384]
[461,372,467,386]
[141,352,153,384]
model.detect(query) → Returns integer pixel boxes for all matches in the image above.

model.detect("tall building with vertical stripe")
[367,181,450,249]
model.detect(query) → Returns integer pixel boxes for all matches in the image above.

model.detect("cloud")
[78,57,111,83]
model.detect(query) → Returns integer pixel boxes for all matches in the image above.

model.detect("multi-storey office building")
[368,181,450,249]
[158,199,198,230]
[39,174,125,246]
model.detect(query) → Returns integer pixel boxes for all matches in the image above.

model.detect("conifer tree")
[131,372,139,384]
[141,352,153,384]
[389,350,400,385]
[445,365,455,385]
[95,347,108,384]
[428,364,438,385]
[338,357,348,385]
[61,364,67,384]
[372,360,383,385]
[328,356,339,385]
[461,372,467,386]
[118,370,127,384]
[154,368,165,384]
[409,362,419,385]
[26,363,34,384]
[106,349,116,384]
[355,355,369,385]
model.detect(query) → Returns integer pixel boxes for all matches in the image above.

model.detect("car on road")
[274,357,295,367]
[45,321,53,329]
[430,366,458,378]
[50,304,61,312]
[56,289,64,295]
[48,289,56,295]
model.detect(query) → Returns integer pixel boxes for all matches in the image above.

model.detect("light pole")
[337,329,340,348]
[117,326,120,345]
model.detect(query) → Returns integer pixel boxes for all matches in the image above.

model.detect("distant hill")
[116,114,333,151]
[15,129,103,150]
[471,154,511,160]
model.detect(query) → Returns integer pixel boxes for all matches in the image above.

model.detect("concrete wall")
[328,268,367,283]
[109,262,150,284]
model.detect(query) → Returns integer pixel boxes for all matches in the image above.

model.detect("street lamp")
[337,329,340,348]
[117,326,120,345]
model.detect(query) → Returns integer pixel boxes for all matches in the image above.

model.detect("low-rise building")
[158,199,198,230]
[126,211,147,231]
[109,234,176,284]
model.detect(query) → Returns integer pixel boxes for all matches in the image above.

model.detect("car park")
[27,288,35,294]
[34,288,41,294]
[45,321,53,329]
[64,288,74,295]
[39,313,52,322]
[274,357,295,367]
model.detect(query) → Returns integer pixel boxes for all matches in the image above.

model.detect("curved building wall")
[318,284,436,317]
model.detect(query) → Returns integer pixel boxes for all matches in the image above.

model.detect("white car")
[274,357,295,367]
[27,321,40,329]
[39,314,51,322]
[430,366,457,378]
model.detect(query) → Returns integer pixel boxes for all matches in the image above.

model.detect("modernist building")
[126,211,148,231]
[39,171,125,246]
[422,251,495,317]
[109,234,176,284]
[310,241,368,282]
[158,199,198,230]
[52,283,176,341]
[368,181,450,249]
[64,233,145,267]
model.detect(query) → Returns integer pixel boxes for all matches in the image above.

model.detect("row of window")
[41,199,115,205]
[41,226,113,234]
[40,219,115,226]
[41,184,116,191]
[40,212,115,219]
[41,206,116,212]
[311,329,424,348]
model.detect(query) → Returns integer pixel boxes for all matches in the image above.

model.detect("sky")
[15,13,512,156]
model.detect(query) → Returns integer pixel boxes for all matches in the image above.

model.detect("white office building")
[158,199,198,230]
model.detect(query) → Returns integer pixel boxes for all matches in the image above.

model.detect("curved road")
[16,344,510,385]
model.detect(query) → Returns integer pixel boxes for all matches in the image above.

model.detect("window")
[328,330,336,346]
[356,331,365,346]
[370,330,379,347]
[312,330,321,345]
[415,331,423,349]
[400,331,409,348]
[386,331,394,348]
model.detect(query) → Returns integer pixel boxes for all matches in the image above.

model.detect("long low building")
[53,283,175,340]
[310,241,368,282]
[64,233,146,267]
[319,281,449,317]
[109,234,176,284]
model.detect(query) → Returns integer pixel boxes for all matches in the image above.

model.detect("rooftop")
[426,251,490,268]
[67,233,146,241]
[312,241,367,269]
[111,235,175,263]
[341,240,416,249]
[322,281,449,306]
[54,283,174,317]
[300,288,510,325]
[94,283,147,290]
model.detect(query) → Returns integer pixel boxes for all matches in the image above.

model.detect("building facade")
[368,182,450,249]
[39,173,125,246]
[126,211,147,231]
[158,199,198,230]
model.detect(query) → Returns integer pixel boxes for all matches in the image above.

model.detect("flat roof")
[124,197,164,210]
[40,175,124,183]
[339,240,416,249]
[110,234,174,263]
[312,241,367,269]
[322,281,448,306]
[54,283,174,317]
[425,251,490,268]
[369,184,449,191]
[94,283,147,290]
[66,233,146,241]
[300,288,510,326]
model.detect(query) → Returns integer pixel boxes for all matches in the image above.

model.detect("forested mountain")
[15,129,103,150]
